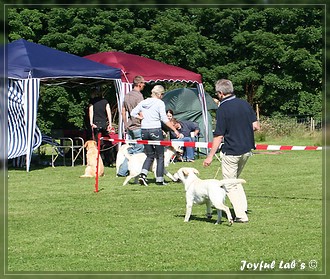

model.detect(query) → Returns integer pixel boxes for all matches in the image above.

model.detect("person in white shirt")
[131,85,181,186]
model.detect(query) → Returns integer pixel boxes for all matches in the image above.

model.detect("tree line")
[7,7,323,134]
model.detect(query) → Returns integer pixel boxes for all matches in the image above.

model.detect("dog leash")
[92,127,95,141]
[214,166,221,179]
[99,143,118,152]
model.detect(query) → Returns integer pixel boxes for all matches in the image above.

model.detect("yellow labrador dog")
[117,144,179,186]
[173,167,246,225]
[80,140,104,178]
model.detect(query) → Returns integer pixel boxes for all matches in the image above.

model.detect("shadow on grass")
[249,194,321,201]
[8,164,51,171]
[174,210,235,226]
[122,177,178,187]
[7,154,87,171]
[174,214,217,224]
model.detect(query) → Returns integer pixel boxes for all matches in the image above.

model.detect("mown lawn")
[5,149,323,277]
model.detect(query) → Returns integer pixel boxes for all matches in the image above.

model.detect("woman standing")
[131,85,181,186]
[88,88,113,166]
[89,88,112,139]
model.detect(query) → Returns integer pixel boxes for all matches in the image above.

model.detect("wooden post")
[311,117,315,131]
[256,104,260,121]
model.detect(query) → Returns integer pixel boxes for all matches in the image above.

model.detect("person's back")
[130,85,181,185]
[91,96,109,129]
[89,91,112,136]
[117,75,145,177]
[88,90,113,166]
[123,90,144,131]
[203,78,260,223]
[136,97,168,129]
[216,97,256,155]
[122,75,145,133]
[122,75,145,149]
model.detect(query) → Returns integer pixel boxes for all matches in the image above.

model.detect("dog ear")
[182,169,189,176]
[193,168,199,175]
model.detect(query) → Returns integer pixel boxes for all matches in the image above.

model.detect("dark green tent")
[162,88,218,147]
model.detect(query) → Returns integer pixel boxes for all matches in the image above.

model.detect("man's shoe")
[139,174,148,186]
[155,181,168,186]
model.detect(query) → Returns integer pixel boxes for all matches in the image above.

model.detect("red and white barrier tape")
[103,137,322,151]
[255,144,322,151]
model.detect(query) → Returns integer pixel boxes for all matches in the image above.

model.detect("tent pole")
[196,83,209,154]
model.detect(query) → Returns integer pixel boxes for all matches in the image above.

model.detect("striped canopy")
[5,39,122,171]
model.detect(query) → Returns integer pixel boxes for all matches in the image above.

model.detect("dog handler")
[117,75,146,176]
[131,85,182,186]
[203,79,260,223]
[89,88,113,166]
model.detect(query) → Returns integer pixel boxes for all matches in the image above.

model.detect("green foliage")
[7,8,47,41]
[6,7,324,134]
[37,86,90,133]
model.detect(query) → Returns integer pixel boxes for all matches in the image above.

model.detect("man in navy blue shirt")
[203,79,260,223]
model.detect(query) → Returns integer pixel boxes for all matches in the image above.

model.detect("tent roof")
[3,39,121,83]
[84,51,202,83]
[162,88,218,113]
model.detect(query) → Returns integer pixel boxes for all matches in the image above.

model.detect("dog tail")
[218,178,246,186]
[80,174,93,178]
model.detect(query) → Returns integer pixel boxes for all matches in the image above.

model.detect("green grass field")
[6,149,323,276]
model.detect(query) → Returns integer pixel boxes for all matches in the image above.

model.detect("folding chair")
[49,136,85,167]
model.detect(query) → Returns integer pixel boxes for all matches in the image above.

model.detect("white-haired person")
[131,85,182,186]
[203,79,260,223]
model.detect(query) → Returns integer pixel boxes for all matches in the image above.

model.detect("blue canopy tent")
[4,39,122,171]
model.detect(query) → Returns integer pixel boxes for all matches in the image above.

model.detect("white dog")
[173,167,246,225]
[117,144,179,186]
[115,144,127,175]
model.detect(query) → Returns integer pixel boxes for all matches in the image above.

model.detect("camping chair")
[170,146,184,164]
[48,135,85,167]
[9,135,68,168]
[194,131,204,159]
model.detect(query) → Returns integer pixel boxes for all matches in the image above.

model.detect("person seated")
[166,109,174,120]
[169,118,200,162]
[161,109,175,140]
